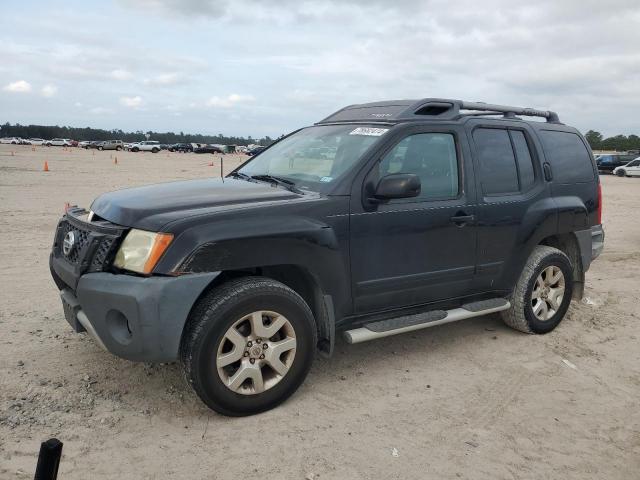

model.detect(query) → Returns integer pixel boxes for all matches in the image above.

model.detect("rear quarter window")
[539,131,594,183]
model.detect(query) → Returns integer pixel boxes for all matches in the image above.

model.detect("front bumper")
[58,272,218,362]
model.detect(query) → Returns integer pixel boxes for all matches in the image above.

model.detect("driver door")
[349,126,478,313]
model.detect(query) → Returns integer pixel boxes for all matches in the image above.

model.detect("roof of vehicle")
[316,98,561,126]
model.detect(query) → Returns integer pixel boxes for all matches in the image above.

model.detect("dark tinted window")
[473,128,519,194]
[510,130,535,190]
[539,131,594,183]
[379,133,458,200]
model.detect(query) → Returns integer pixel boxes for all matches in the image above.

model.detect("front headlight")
[113,229,174,274]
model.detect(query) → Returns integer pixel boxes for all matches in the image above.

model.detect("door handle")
[450,214,475,225]
[543,162,553,181]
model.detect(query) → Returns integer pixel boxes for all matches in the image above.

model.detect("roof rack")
[316,98,561,125]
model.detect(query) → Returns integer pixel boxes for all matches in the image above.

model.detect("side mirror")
[373,173,421,200]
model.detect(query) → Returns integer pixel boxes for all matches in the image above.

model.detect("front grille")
[54,213,123,274]
[90,236,116,270]
[59,221,90,264]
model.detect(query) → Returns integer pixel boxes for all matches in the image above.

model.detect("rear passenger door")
[468,120,550,293]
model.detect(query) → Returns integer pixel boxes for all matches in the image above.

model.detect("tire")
[132,147,139,152]
[616,169,626,177]
[98,146,103,151]
[116,146,122,151]
[152,148,159,153]
[501,245,574,334]
[180,276,317,416]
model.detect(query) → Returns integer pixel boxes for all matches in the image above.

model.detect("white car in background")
[130,140,161,153]
[78,140,91,148]
[613,158,640,177]
[0,137,21,144]
[45,138,72,147]
[29,138,45,146]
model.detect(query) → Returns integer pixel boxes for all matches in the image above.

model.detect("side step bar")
[344,298,510,344]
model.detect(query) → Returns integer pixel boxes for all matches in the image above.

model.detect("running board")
[343,298,510,344]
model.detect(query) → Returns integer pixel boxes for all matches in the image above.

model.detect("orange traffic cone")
[64,202,70,212]
[114,157,118,165]
[43,161,49,172]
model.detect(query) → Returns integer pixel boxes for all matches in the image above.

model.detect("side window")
[539,131,595,183]
[379,133,459,200]
[510,130,535,190]
[473,128,519,195]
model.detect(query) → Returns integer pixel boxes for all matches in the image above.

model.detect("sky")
[1,0,639,138]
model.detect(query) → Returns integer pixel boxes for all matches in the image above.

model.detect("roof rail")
[457,101,560,123]
[316,98,561,125]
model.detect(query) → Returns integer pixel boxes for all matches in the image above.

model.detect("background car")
[131,141,161,153]
[613,158,640,177]
[97,140,124,151]
[193,144,224,154]
[169,143,194,152]
[596,154,637,173]
[78,141,91,148]
[246,146,266,156]
[29,138,45,146]
[0,137,21,144]
[45,138,72,147]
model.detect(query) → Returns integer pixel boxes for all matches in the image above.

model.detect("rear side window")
[473,129,519,195]
[539,131,594,183]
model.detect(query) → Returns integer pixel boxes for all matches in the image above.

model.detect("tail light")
[596,183,603,225]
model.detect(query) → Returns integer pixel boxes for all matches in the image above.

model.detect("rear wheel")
[116,146,122,151]
[152,148,159,153]
[98,146,103,151]
[501,245,573,334]
[180,277,316,416]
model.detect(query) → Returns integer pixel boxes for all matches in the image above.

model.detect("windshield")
[236,124,388,191]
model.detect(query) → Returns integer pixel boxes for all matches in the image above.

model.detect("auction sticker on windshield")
[349,127,389,136]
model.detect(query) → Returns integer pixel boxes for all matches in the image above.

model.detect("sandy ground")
[0,144,639,479]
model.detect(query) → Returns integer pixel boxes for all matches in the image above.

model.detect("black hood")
[90,178,300,231]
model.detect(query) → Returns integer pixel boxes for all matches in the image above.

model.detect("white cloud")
[119,95,143,108]
[3,80,32,93]
[143,72,185,86]
[110,69,133,80]
[206,93,255,108]
[41,84,58,97]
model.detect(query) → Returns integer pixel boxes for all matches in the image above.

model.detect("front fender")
[155,214,351,316]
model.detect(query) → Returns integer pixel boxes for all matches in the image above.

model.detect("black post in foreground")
[34,438,63,480]
[220,156,224,179]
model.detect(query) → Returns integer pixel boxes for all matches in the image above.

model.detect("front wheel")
[180,277,316,416]
[501,245,574,334]
[616,169,626,177]
[98,146,103,151]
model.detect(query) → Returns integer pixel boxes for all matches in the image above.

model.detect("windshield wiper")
[228,171,254,182]
[249,174,304,194]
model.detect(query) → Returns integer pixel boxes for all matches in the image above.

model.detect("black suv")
[169,143,194,153]
[49,98,604,416]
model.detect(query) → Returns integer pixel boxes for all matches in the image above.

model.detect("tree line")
[584,131,640,152]
[0,122,279,146]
